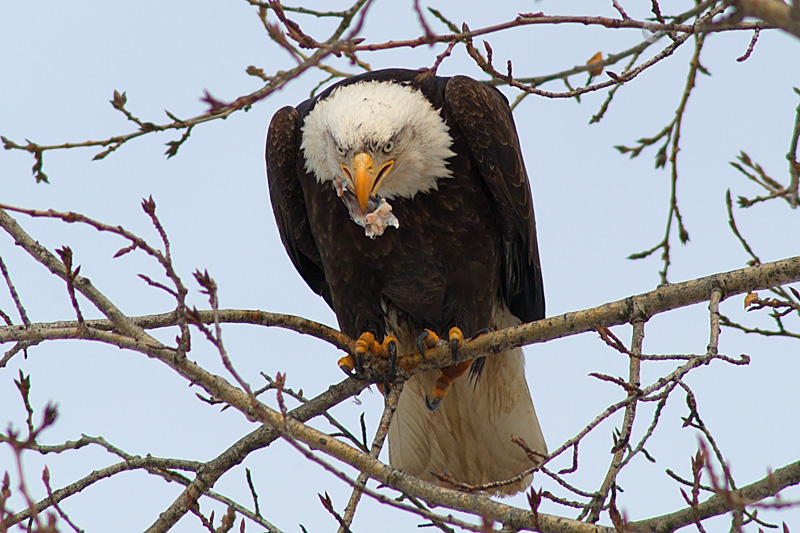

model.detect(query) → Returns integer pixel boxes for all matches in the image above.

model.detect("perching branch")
[2,199,800,530]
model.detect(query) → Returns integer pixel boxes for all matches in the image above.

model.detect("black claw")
[340,349,367,380]
[450,336,459,365]
[354,350,365,375]
[416,330,430,359]
[339,363,365,380]
[382,377,391,397]
[425,395,442,412]
[471,328,490,340]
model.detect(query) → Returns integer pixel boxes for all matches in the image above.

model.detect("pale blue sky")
[1,1,799,531]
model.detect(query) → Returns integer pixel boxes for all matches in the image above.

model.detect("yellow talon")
[355,331,379,356]
[339,332,397,378]
[448,327,464,364]
[415,328,441,359]
[427,359,472,411]
[422,329,441,345]
[337,354,356,373]
[425,327,469,411]
[377,335,398,357]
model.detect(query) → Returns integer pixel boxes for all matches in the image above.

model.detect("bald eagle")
[266,68,546,495]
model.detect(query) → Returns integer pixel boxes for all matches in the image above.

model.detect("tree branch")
[629,459,800,531]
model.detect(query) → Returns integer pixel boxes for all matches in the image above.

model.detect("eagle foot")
[415,327,467,365]
[337,332,397,383]
[415,329,440,360]
[338,352,365,379]
[448,327,465,365]
[425,358,473,412]
[423,327,470,411]
[425,394,442,411]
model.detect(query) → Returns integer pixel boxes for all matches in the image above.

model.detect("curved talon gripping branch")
[338,331,398,381]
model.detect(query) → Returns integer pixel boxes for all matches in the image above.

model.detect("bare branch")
[629,460,800,531]
[0,254,30,327]
[337,382,403,532]
[583,316,645,522]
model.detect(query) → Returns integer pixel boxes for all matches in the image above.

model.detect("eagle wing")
[266,106,333,307]
[443,76,545,322]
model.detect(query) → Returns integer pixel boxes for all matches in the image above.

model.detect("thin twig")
[584,315,645,522]
[337,382,403,532]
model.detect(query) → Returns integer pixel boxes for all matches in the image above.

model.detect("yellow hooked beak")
[342,152,395,212]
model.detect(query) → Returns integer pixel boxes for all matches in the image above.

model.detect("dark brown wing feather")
[266,106,332,307]
[443,76,545,322]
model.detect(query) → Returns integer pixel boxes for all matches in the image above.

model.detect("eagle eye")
[382,140,394,153]
[335,144,346,156]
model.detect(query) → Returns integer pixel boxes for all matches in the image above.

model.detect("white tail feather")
[387,306,546,496]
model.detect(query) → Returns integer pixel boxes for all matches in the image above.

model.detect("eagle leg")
[423,327,471,411]
[425,358,473,412]
[337,332,397,382]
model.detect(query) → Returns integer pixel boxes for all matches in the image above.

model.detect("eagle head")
[300,80,455,238]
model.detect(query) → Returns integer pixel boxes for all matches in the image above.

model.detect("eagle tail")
[387,307,546,496]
